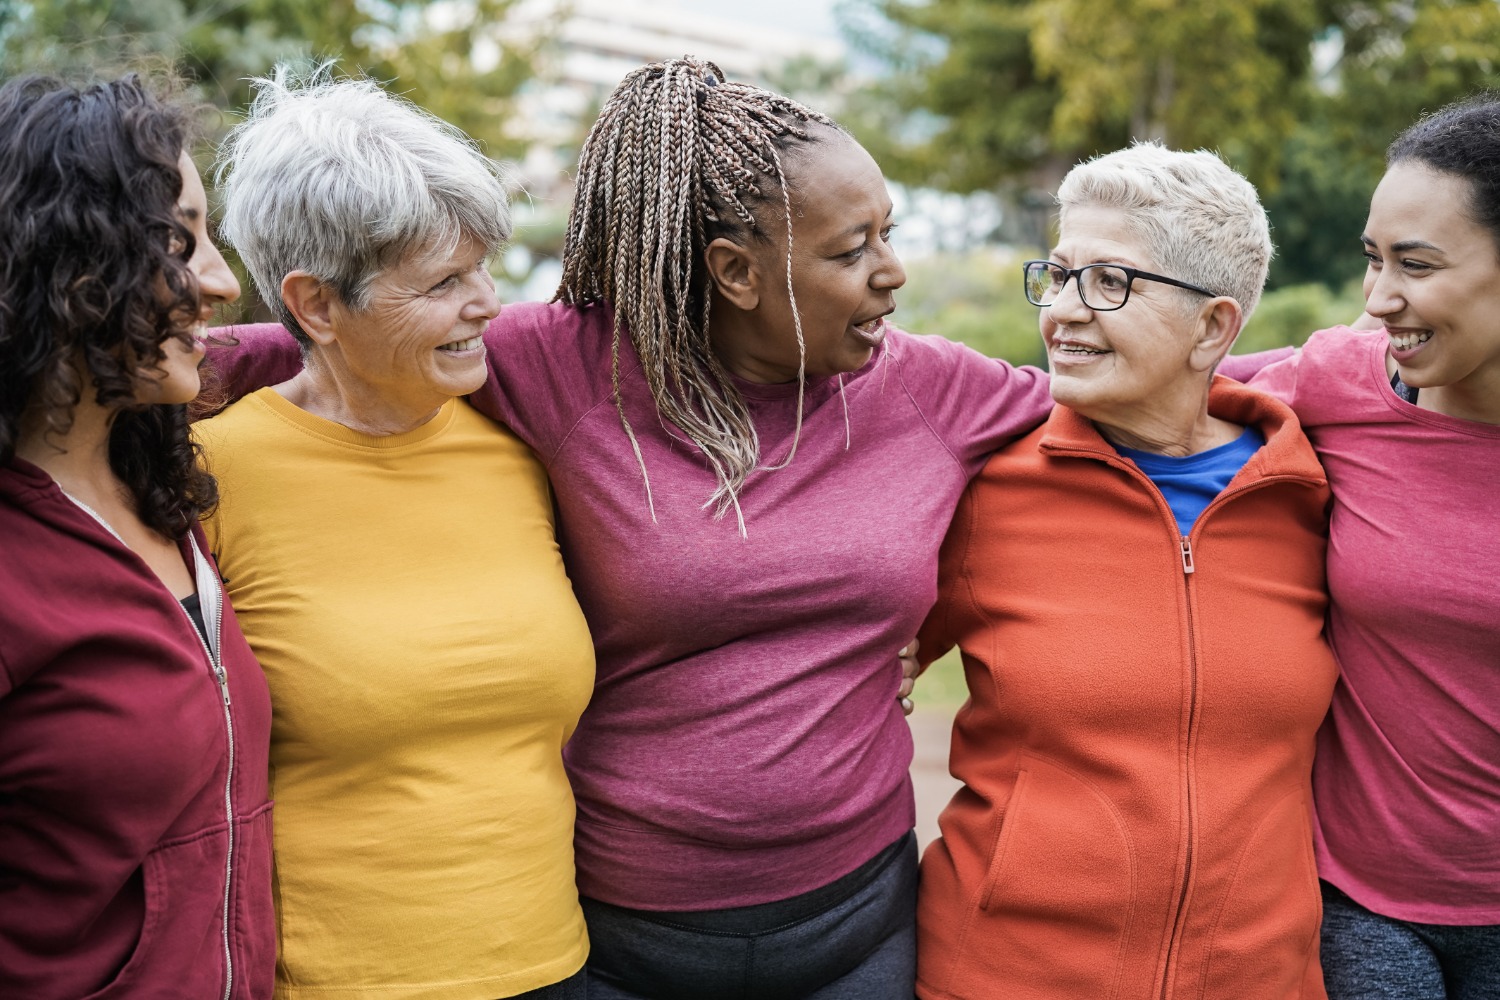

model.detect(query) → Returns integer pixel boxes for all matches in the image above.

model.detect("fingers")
[898,639,920,715]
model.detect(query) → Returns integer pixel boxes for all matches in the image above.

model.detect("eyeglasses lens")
[1025,263,1131,309]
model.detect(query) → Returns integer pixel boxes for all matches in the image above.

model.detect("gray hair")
[1056,142,1272,319]
[215,66,511,344]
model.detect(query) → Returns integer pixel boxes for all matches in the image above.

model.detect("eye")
[429,274,460,293]
[1399,258,1435,273]
[1362,249,1381,266]
[1096,269,1128,291]
[880,223,899,243]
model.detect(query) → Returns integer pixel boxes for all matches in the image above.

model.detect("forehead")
[176,150,208,213]
[1053,204,1151,266]
[1367,162,1486,248]
[782,132,891,232]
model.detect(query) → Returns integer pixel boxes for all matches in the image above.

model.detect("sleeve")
[466,301,614,460]
[1244,346,1303,407]
[1219,347,1296,383]
[916,476,979,670]
[202,324,303,405]
[895,333,1054,477]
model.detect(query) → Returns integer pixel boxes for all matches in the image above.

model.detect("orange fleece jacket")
[916,377,1337,1000]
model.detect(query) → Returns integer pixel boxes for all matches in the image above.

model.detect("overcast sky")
[676,0,843,41]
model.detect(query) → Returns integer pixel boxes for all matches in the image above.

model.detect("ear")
[280,271,340,347]
[704,237,762,311]
[1189,296,1244,373]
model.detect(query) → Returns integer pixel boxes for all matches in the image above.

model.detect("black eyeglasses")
[1022,259,1218,312]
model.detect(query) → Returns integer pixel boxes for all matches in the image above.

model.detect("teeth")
[439,335,482,352]
[854,318,884,334]
[1389,330,1432,351]
[1059,344,1107,354]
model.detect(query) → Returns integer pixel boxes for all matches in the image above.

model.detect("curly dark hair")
[0,73,218,538]
[1388,93,1500,253]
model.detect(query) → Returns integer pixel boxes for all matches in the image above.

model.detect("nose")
[463,266,502,323]
[192,238,241,312]
[1362,264,1402,320]
[873,241,907,292]
[1047,271,1092,323]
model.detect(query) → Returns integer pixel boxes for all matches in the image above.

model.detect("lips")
[851,310,892,347]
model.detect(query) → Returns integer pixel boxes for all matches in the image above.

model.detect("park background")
[6,0,1498,841]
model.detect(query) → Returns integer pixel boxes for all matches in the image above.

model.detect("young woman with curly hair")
[0,74,274,999]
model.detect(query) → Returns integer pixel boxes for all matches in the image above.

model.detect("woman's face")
[724,132,907,382]
[1363,162,1500,396]
[1040,205,1203,422]
[326,232,501,418]
[135,151,241,405]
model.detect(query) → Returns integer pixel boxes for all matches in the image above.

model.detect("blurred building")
[490,0,845,294]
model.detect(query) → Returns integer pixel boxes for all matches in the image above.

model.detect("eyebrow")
[179,205,202,221]
[834,207,895,241]
[1362,234,1446,254]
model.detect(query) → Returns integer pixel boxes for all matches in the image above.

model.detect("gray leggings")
[1321,881,1500,1000]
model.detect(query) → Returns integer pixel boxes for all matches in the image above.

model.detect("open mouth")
[851,314,890,345]
[1388,330,1432,352]
[437,335,483,352]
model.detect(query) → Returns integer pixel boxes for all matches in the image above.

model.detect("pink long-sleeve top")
[1251,327,1500,924]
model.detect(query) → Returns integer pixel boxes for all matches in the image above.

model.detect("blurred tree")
[0,0,538,160]
[845,0,1500,303]
[1,0,545,319]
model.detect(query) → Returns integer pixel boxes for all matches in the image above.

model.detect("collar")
[1037,374,1328,486]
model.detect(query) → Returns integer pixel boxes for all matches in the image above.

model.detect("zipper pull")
[217,668,232,706]
[1181,537,1195,575]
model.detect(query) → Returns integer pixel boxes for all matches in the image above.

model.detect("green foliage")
[0,0,536,159]
[1239,279,1366,353]
[897,249,1047,365]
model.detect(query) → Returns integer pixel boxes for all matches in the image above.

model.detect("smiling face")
[1041,205,1212,425]
[135,151,242,406]
[324,232,500,422]
[712,132,906,382]
[1363,162,1500,414]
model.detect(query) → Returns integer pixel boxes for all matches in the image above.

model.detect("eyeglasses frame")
[1021,259,1219,312]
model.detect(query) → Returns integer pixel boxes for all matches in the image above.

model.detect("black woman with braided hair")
[216,57,1281,998]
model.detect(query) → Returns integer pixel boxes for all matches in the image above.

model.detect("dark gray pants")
[581,832,918,1000]
[1321,881,1500,1000]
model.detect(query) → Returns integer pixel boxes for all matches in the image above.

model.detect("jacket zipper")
[1158,534,1198,1000]
[185,541,237,1000]
[59,492,237,1000]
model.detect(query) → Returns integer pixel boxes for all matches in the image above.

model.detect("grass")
[916,646,970,708]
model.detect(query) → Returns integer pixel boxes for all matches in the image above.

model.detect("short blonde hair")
[1056,142,1272,318]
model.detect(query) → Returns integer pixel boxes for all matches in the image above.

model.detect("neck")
[14,390,121,503]
[1086,379,1239,456]
[278,352,443,436]
[707,295,799,384]
[1422,374,1500,425]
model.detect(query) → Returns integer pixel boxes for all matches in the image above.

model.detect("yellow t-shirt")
[198,389,595,1000]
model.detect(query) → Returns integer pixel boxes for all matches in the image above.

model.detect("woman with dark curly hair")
[0,74,274,999]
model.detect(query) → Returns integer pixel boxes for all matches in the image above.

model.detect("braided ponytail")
[557,57,840,532]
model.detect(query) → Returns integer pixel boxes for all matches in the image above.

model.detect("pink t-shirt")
[465,302,1053,909]
[1252,327,1500,924]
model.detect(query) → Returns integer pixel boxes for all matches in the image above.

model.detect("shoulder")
[194,390,281,453]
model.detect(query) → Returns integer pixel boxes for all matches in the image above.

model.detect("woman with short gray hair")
[198,69,595,999]
[914,142,1338,998]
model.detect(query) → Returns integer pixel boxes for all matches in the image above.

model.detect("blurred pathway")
[909,702,963,850]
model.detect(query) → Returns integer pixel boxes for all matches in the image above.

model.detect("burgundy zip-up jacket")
[0,458,275,999]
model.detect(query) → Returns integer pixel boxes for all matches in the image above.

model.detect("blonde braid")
[556,57,840,530]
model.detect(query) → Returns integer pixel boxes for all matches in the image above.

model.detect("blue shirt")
[1114,427,1266,537]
